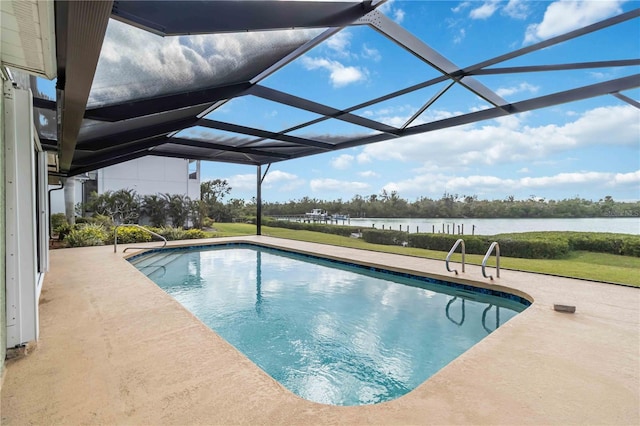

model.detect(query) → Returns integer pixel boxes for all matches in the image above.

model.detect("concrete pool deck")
[2,236,639,425]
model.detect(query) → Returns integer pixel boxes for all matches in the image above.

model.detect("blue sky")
[198,0,640,203]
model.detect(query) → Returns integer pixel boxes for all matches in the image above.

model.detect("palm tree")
[162,193,190,228]
[142,195,168,227]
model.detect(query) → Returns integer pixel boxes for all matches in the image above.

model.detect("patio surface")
[1,236,639,425]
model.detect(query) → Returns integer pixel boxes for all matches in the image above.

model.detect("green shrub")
[621,238,640,257]
[202,217,216,228]
[55,223,73,241]
[493,232,640,258]
[184,229,206,239]
[51,213,68,231]
[153,226,187,241]
[107,226,153,244]
[408,234,486,254]
[495,238,569,259]
[267,219,357,237]
[65,224,108,247]
[362,229,408,246]
[88,214,115,231]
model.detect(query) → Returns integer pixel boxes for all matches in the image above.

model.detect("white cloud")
[469,1,500,19]
[357,152,372,164]
[518,167,530,174]
[360,104,442,128]
[225,171,305,193]
[301,56,367,87]
[524,0,624,44]
[361,104,640,167]
[503,0,529,19]
[225,173,256,191]
[359,170,380,178]
[383,170,640,196]
[331,154,354,170]
[91,19,322,105]
[310,178,370,193]
[263,170,306,192]
[361,44,382,62]
[326,31,352,57]
[496,82,540,98]
[379,0,406,24]
[453,28,466,44]
[612,170,640,185]
[452,2,471,13]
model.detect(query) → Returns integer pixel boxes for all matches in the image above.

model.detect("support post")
[63,177,76,225]
[256,165,262,235]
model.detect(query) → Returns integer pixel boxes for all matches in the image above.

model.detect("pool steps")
[129,251,183,276]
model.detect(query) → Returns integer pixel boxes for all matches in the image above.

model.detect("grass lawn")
[209,223,640,287]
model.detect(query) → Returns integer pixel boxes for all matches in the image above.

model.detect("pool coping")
[2,236,639,425]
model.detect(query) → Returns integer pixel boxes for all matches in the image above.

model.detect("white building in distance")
[50,157,201,217]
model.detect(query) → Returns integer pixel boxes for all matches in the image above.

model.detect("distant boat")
[305,208,328,221]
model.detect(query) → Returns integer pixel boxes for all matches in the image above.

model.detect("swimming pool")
[131,244,529,406]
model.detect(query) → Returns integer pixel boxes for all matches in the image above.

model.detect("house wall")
[1,73,6,377]
[99,157,199,199]
[50,157,201,215]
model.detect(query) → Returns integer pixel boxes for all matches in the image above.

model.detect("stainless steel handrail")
[113,224,167,253]
[482,241,500,280]
[445,238,465,275]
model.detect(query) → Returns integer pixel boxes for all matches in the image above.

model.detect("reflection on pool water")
[132,244,529,406]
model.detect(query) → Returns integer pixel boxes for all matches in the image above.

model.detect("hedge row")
[64,224,206,247]
[493,232,640,257]
[265,219,640,259]
[406,233,569,259]
[361,229,408,246]
[263,219,359,238]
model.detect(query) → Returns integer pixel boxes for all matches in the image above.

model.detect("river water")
[345,217,640,235]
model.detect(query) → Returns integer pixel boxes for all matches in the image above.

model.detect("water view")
[347,217,640,235]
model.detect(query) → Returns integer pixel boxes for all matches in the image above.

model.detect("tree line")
[262,192,640,219]
[81,180,639,225]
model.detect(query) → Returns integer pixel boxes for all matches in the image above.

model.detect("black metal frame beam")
[72,136,170,167]
[68,149,151,176]
[336,74,640,151]
[55,0,113,172]
[469,59,640,75]
[84,82,252,122]
[47,3,639,177]
[148,151,268,167]
[169,137,291,160]
[111,1,376,36]
[197,119,335,150]
[77,116,200,151]
[249,85,399,134]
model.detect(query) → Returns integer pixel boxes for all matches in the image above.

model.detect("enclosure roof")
[28,1,640,176]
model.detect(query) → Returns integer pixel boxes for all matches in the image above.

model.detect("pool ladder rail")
[113,224,167,253]
[445,239,501,280]
[445,238,465,275]
[482,242,500,280]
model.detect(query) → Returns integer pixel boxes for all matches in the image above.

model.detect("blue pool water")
[132,244,528,406]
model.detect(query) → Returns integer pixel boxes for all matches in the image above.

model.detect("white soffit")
[1,0,56,79]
